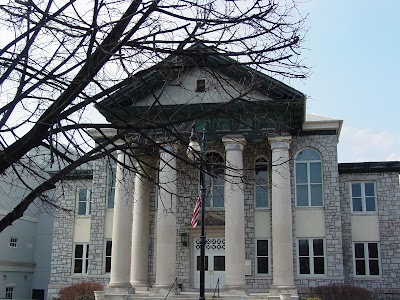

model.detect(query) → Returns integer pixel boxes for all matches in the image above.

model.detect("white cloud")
[338,125,400,163]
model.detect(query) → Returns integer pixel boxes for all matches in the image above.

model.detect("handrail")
[212,278,220,298]
[164,277,178,300]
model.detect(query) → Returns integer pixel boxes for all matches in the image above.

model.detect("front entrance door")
[193,238,225,290]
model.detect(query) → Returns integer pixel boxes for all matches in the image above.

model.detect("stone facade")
[47,136,400,298]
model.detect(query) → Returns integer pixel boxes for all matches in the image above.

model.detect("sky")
[291,0,400,163]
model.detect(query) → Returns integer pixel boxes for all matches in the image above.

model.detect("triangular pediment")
[186,211,225,228]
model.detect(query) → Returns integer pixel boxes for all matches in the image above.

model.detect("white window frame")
[350,182,377,213]
[295,149,324,207]
[255,239,270,275]
[204,152,225,208]
[353,242,381,277]
[297,238,326,276]
[5,286,14,299]
[73,243,89,274]
[255,156,269,209]
[9,237,18,248]
[77,187,91,216]
[104,240,112,274]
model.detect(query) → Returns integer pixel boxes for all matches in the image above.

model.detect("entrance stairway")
[129,291,271,300]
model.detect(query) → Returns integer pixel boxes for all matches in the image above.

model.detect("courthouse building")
[47,45,400,299]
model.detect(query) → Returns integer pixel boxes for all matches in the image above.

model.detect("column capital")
[222,135,246,151]
[268,136,292,150]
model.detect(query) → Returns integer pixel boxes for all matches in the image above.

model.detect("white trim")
[297,238,326,277]
[350,181,377,214]
[255,239,270,276]
[352,241,381,277]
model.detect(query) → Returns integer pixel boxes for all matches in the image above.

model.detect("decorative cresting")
[268,136,297,299]
[108,150,134,291]
[195,238,226,250]
[222,135,247,294]
[153,145,178,292]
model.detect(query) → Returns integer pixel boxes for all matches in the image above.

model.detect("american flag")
[191,195,202,228]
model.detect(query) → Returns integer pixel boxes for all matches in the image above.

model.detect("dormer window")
[196,78,206,92]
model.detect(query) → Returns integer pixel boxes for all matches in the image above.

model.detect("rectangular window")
[195,78,206,92]
[256,239,269,274]
[298,238,325,275]
[107,161,116,209]
[9,237,17,248]
[354,242,380,276]
[5,286,14,299]
[105,240,112,273]
[77,188,91,215]
[351,182,376,212]
[73,244,89,274]
[255,165,269,208]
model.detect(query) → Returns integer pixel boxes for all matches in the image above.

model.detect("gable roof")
[95,42,306,136]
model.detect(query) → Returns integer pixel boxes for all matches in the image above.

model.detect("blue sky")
[291,0,400,162]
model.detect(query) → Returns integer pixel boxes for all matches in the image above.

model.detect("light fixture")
[3,275,6,279]
[181,232,189,247]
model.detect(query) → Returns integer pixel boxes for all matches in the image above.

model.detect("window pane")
[296,185,308,206]
[299,240,309,256]
[297,149,320,161]
[78,202,86,215]
[75,245,83,258]
[311,184,323,206]
[256,186,268,208]
[352,183,361,197]
[79,189,88,201]
[257,240,268,256]
[366,197,376,211]
[74,259,83,273]
[105,257,111,273]
[106,241,112,256]
[213,185,224,207]
[368,243,378,258]
[369,260,380,275]
[196,256,209,271]
[299,257,310,274]
[255,168,268,183]
[313,239,324,256]
[296,163,308,184]
[257,257,268,274]
[86,245,89,258]
[352,198,362,212]
[214,256,225,271]
[365,183,375,196]
[355,243,365,258]
[310,162,322,183]
[314,257,325,274]
[356,260,366,275]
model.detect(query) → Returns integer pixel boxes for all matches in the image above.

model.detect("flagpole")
[187,123,207,300]
[199,127,206,300]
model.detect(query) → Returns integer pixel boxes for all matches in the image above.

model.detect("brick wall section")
[340,172,400,290]
[291,135,345,288]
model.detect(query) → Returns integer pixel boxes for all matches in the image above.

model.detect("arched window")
[255,156,269,208]
[205,152,224,208]
[295,149,323,207]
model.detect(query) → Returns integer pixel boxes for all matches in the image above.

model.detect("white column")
[108,150,134,289]
[268,136,296,296]
[130,161,151,288]
[153,145,177,292]
[222,136,247,293]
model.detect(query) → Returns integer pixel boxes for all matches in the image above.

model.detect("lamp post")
[187,122,206,300]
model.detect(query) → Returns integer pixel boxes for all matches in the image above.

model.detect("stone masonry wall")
[291,135,345,289]
[340,172,400,291]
